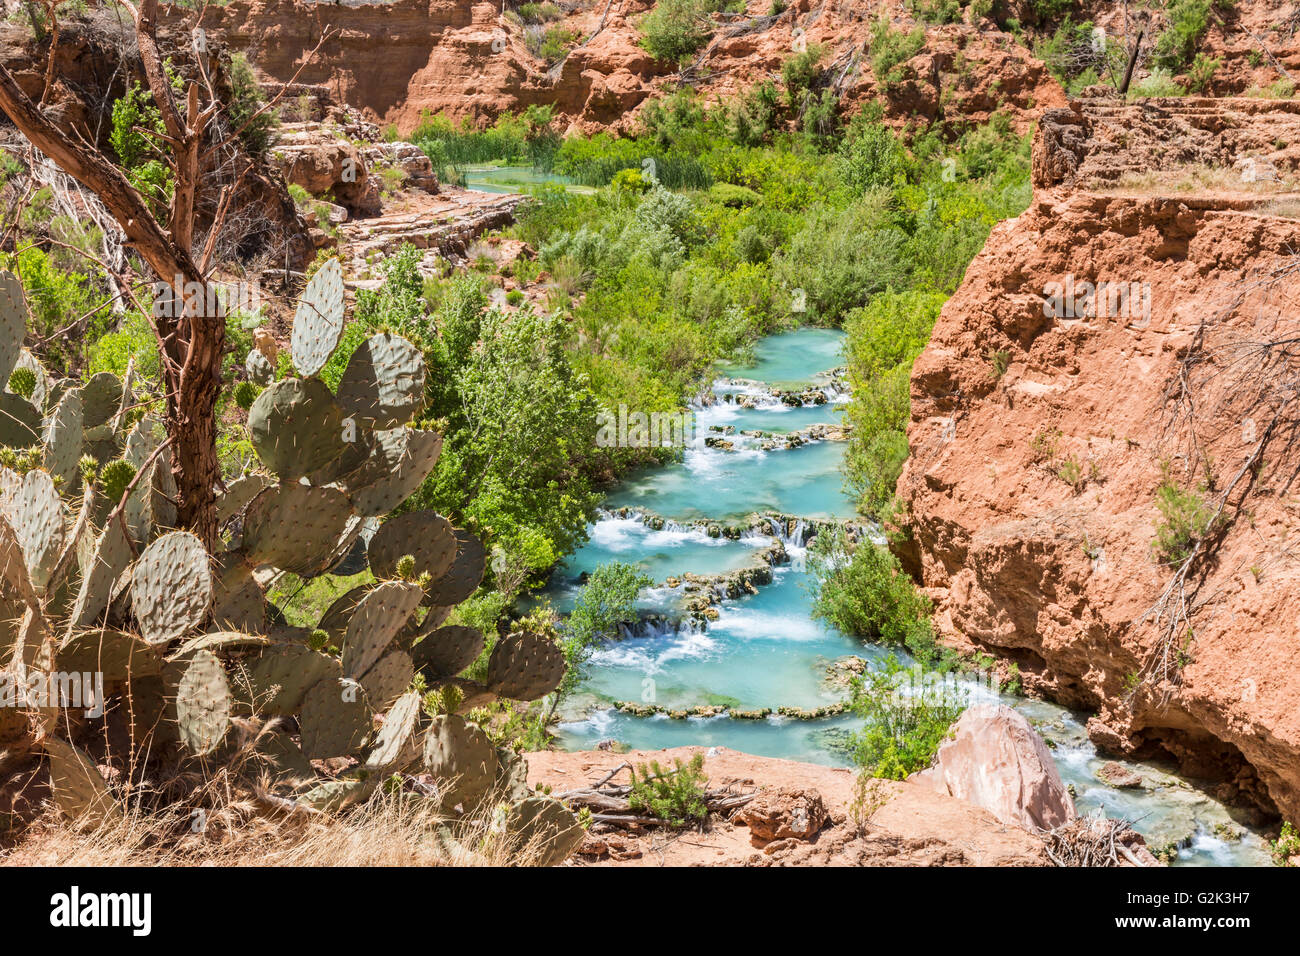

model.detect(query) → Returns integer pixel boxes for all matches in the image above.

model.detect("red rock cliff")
[898,96,1300,823]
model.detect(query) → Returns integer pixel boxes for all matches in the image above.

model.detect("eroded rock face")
[898,97,1300,823]
[735,787,830,846]
[912,704,1076,832]
[186,0,1063,135]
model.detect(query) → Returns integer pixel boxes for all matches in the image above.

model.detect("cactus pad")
[80,371,122,429]
[424,529,486,606]
[245,347,274,386]
[485,628,566,702]
[364,689,422,770]
[1,469,65,592]
[44,735,120,826]
[346,427,443,517]
[209,552,265,634]
[238,643,341,716]
[422,713,498,812]
[173,648,231,756]
[132,532,213,645]
[495,746,531,804]
[341,581,423,680]
[291,257,345,376]
[216,474,270,527]
[57,628,160,682]
[69,520,132,628]
[0,391,40,448]
[42,387,83,485]
[366,511,457,583]
[335,332,426,428]
[412,625,484,680]
[299,774,378,812]
[506,796,584,867]
[0,270,27,385]
[174,631,274,659]
[241,482,352,576]
[315,584,368,648]
[248,377,345,480]
[358,648,413,711]
[299,677,373,759]
[252,728,315,786]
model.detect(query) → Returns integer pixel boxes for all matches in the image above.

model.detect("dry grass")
[1096,164,1298,198]
[2,787,556,866]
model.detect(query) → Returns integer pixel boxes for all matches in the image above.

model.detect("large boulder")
[734,787,829,846]
[912,703,1076,832]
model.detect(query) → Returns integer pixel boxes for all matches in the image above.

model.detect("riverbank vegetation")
[382,90,1032,743]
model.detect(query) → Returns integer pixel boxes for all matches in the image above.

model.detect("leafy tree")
[551,561,651,714]
[849,657,967,779]
[809,526,941,662]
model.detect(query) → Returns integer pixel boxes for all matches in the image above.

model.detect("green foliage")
[233,380,260,410]
[1152,475,1220,566]
[869,16,925,86]
[1185,52,1220,93]
[1271,821,1300,866]
[545,561,652,714]
[640,0,720,63]
[628,753,709,826]
[531,25,581,62]
[1,246,117,376]
[809,527,943,663]
[516,1,563,22]
[842,289,946,514]
[110,82,172,214]
[225,52,276,157]
[838,119,908,192]
[848,657,967,780]
[1131,67,1184,97]
[86,310,160,381]
[1152,0,1215,72]
[411,107,561,183]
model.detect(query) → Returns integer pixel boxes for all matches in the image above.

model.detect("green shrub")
[849,657,967,779]
[1152,0,1215,72]
[1131,67,1184,97]
[534,25,581,62]
[707,182,761,207]
[869,16,925,86]
[516,1,563,22]
[809,527,940,661]
[1185,52,1220,93]
[1271,821,1300,866]
[226,52,276,158]
[110,82,171,215]
[628,753,709,826]
[1152,476,1220,566]
[640,0,716,63]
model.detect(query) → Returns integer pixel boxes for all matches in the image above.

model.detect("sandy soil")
[526,746,1051,867]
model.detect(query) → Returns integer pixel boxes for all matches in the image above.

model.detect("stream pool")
[544,327,1272,866]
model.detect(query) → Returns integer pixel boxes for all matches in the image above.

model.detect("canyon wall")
[193,0,1063,135]
[897,96,1300,823]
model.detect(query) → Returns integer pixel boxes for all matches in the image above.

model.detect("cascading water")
[541,327,1272,866]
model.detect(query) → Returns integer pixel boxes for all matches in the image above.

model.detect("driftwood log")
[556,762,757,829]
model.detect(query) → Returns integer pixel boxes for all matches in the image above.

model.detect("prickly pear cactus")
[0,262,580,865]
